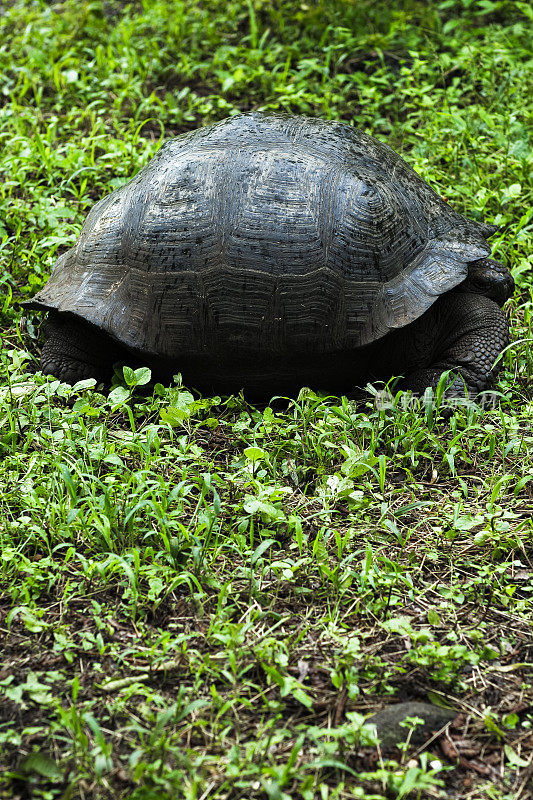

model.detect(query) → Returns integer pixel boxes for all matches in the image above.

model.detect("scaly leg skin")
[40,312,125,385]
[400,292,510,399]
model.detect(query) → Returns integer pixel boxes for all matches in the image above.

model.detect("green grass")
[1,1,533,798]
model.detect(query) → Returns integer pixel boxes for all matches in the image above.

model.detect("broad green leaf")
[134,366,152,385]
[18,751,62,781]
[160,407,190,426]
[427,609,441,626]
[122,366,136,386]
[244,446,267,462]
[251,538,278,563]
[504,744,530,767]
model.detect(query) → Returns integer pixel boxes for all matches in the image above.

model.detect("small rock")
[366,701,456,750]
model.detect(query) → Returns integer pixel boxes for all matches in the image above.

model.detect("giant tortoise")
[28,113,514,398]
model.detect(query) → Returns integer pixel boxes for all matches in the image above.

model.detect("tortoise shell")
[30,113,495,359]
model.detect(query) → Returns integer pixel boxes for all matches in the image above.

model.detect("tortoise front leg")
[399,292,510,397]
[40,312,124,385]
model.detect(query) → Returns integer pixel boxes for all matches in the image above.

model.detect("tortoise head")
[461,258,515,306]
